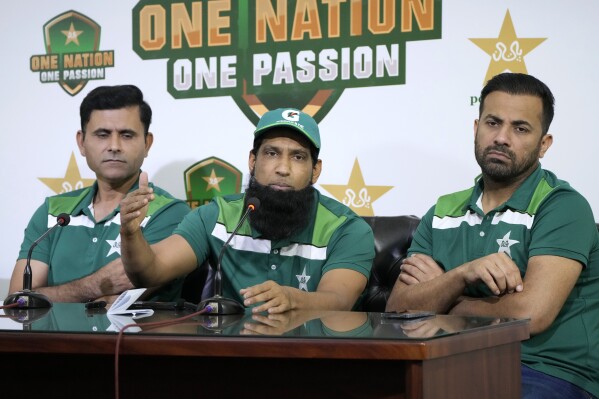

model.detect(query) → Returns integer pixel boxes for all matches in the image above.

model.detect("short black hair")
[80,85,152,136]
[479,73,555,135]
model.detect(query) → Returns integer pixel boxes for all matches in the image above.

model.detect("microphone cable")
[0,301,24,310]
[0,301,23,320]
[114,305,213,399]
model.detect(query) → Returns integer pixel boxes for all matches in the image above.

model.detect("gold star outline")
[38,152,95,194]
[62,22,84,46]
[202,168,225,192]
[470,10,546,84]
[320,158,393,216]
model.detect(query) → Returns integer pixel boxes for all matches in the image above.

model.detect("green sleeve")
[173,201,220,268]
[17,201,53,263]
[408,205,435,258]
[322,216,374,279]
[529,189,598,266]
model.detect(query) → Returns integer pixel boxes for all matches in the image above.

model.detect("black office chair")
[359,215,421,312]
[180,260,211,304]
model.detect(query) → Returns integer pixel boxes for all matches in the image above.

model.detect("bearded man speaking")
[119,108,374,314]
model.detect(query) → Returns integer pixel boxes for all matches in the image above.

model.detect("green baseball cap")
[254,108,321,154]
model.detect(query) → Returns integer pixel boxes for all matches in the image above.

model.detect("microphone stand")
[198,313,245,334]
[197,198,259,315]
[4,213,70,309]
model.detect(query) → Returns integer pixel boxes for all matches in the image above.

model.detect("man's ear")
[144,132,154,157]
[311,159,322,184]
[539,134,553,158]
[76,130,85,156]
[248,149,256,174]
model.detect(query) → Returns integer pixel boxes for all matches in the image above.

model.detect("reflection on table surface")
[0,302,522,340]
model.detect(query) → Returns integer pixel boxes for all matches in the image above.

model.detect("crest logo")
[184,157,243,209]
[30,10,115,96]
[132,0,442,123]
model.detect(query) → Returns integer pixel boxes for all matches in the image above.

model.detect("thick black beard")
[245,176,315,241]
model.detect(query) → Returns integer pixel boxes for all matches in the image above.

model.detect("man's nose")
[275,158,291,175]
[494,126,511,146]
[108,133,122,152]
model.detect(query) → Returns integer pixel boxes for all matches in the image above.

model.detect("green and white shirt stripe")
[174,191,374,309]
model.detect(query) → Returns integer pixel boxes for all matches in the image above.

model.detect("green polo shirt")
[410,166,599,397]
[18,179,191,301]
[174,191,374,309]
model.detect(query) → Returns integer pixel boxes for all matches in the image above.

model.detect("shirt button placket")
[269,249,279,278]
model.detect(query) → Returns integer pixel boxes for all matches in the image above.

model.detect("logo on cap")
[283,110,300,122]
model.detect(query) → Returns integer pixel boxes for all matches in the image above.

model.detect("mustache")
[483,145,515,160]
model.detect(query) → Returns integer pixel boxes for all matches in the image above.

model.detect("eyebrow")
[91,128,138,135]
[486,114,533,129]
[262,144,308,154]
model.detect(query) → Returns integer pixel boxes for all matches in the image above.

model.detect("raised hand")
[119,171,154,236]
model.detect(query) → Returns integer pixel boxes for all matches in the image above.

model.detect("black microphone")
[198,197,260,314]
[4,213,71,308]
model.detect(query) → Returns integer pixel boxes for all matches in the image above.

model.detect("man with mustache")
[119,108,374,314]
[7,85,190,303]
[386,73,599,399]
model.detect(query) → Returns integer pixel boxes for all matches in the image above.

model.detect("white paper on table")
[108,287,154,317]
[107,314,143,332]
[106,288,154,332]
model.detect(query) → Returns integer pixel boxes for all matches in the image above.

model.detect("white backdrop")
[1,1,598,296]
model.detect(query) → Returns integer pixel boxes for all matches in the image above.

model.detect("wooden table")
[0,304,529,398]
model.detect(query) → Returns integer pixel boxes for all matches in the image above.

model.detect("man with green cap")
[119,108,374,314]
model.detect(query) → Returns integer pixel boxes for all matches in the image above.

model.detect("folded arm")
[449,255,582,335]
[385,252,523,314]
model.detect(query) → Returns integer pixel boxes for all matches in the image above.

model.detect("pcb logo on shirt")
[30,10,115,96]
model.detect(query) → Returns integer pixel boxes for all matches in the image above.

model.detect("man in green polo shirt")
[7,85,190,303]
[386,73,599,398]
[120,108,374,314]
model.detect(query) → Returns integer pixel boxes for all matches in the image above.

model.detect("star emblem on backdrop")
[202,169,225,192]
[38,152,95,194]
[469,10,546,84]
[320,158,393,217]
[62,22,83,46]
